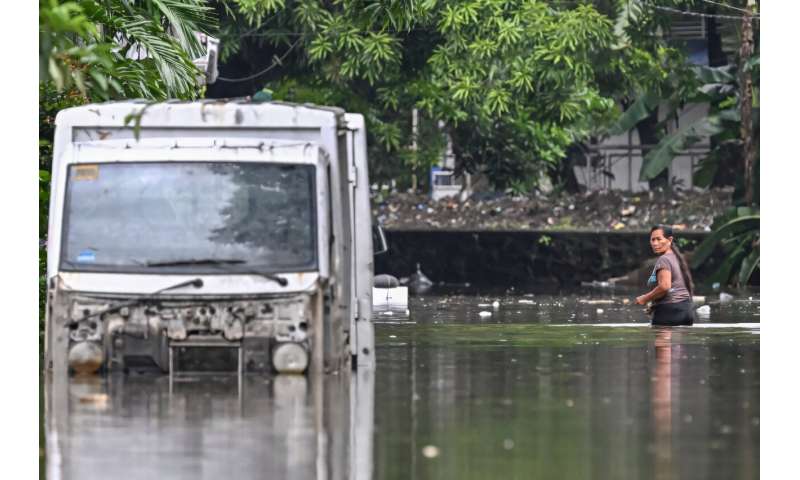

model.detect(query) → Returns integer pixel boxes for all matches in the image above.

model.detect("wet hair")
[650,225,694,297]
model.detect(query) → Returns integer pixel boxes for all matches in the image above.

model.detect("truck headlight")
[68,341,104,375]
[272,342,308,374]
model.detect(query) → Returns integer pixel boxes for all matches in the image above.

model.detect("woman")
[635,225,695,326]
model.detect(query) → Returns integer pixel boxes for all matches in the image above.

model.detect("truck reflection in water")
[44,369,374,480]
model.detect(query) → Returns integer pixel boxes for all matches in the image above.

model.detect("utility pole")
[411,108,419,192]
[739,0,756,206]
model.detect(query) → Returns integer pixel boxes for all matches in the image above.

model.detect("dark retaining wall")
[375,229,711,288]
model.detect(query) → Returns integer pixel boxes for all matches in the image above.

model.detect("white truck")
[44,99,381,378]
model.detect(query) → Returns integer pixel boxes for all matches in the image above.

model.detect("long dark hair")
[651,225,695,297]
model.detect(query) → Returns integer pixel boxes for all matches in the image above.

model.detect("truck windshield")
[61,162,317,273]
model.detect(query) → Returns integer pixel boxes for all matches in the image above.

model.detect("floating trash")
[596,308,604,314]
[502,439,515,450]
[78,394,109,407]
[492,300,500,309]
[621,205,636,216]
[692,295,707,305]
[421,445,440,458]
[696,305,711,316]
[518,299,536,304]
[479,311,492,318]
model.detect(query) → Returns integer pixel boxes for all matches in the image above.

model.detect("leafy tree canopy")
[40,0,217,101]
[218,0,669,190]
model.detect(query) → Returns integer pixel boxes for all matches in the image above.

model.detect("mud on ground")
[372,188,733,232]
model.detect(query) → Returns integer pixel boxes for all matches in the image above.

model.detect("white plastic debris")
[518,299,536,304]
[373,286,409,311]
[692,295,706,305]
[492,300,500,309]
[596,308,604,314]
[580,299,615,305]
[719,292,734,304]
[696,305,711,316]
[421,445,440,458]
[479,311,492,318]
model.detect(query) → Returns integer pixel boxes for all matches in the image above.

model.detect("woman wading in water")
[636,225,695,326]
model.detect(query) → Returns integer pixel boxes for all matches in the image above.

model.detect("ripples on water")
[374,288,759,480]
[44,288,759,480]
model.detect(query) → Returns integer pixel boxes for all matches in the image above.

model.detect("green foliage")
[675,237,695,250]
[223,0,623,190]
[690,207,759,287]
[607,91,660,136]
[39,82,88,237]
[640,114,726,181]
[608,2,760,188]
[538,235,552,247]
[40,0,216,100]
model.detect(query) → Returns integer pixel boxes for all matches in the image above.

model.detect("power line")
[696,0,754,15]
[646,2,759,21]
[216,38,301,83]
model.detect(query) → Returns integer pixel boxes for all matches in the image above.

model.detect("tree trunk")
[739,1,756,206]
[637,112,670,190]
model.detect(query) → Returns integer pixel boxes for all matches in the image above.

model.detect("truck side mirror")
[373,225,388,255]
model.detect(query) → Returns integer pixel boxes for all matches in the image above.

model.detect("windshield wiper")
[145,258,288,287]
[145,258,246,267]
[68,278,204,326]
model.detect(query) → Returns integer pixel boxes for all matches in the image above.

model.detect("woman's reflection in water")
[653,328,673,480]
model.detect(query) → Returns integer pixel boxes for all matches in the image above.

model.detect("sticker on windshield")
[74,165,99,181]
[76,250,96,263]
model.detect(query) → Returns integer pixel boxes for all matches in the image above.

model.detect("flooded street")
[44,289,759,479]
[374,289,759,480]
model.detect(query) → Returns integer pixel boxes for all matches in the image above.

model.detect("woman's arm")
[636,269,672,304]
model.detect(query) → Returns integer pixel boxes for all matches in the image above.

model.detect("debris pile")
[372,188,733,232]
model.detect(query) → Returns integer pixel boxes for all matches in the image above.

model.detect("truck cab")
[44,100,377,378]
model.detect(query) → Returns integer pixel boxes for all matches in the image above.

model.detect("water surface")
[373,289,759,480]
[44,289,759,479]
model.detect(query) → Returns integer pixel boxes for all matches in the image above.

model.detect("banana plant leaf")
[707,234,752,286]
[712,207,758,230]
[717,108,741,122]
[690,214,760,269]
[639,115,726,181]
[693,65,736,85]
[607,91,660,136]
[738,244,760,286]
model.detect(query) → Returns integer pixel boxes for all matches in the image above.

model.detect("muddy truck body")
[44,100,378,378]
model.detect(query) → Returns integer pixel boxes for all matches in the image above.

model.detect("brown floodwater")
[43,288,759,479]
